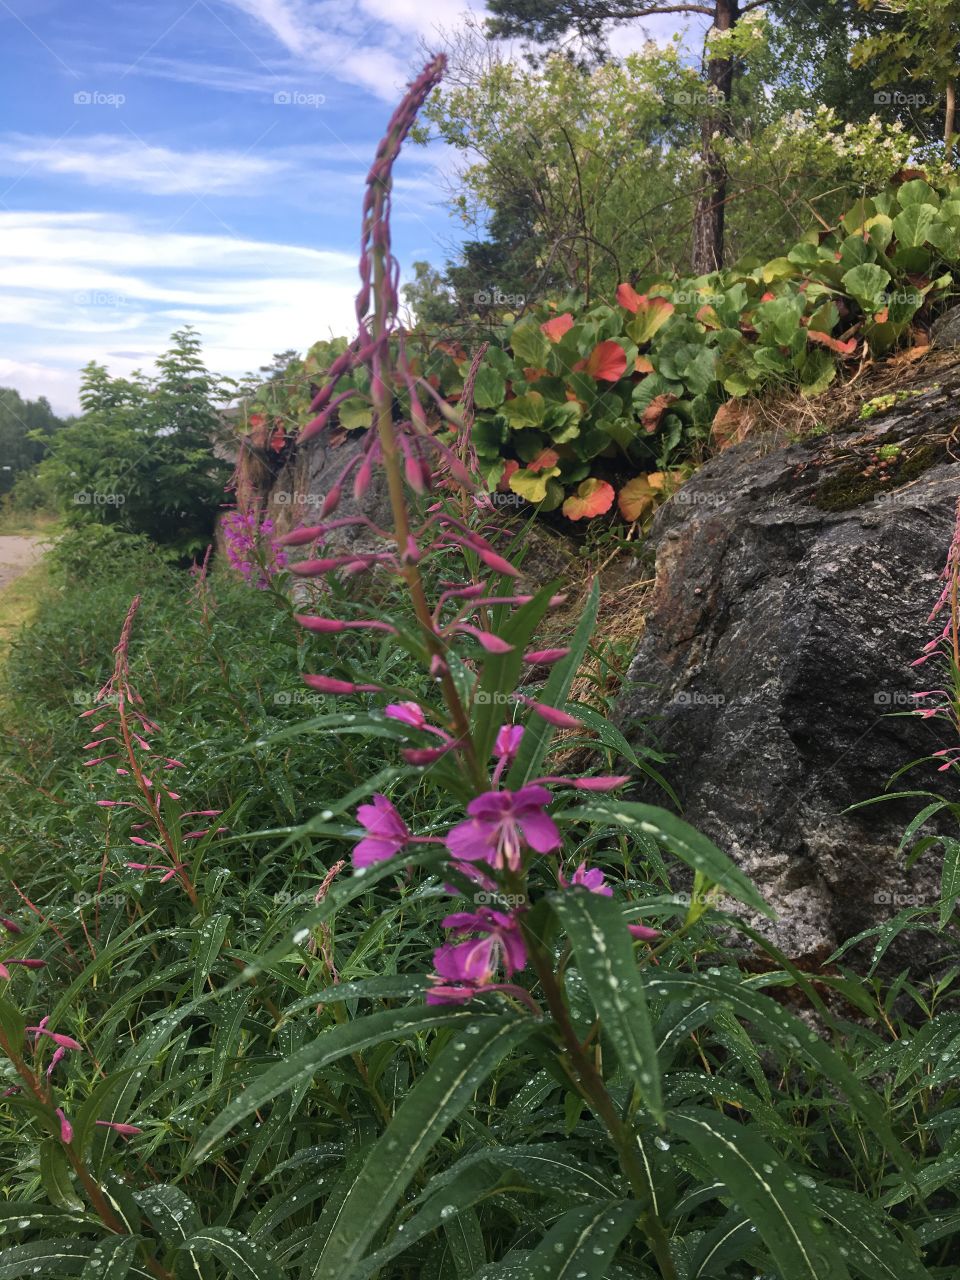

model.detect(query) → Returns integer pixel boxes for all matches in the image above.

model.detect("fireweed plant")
[1,56,960,1280]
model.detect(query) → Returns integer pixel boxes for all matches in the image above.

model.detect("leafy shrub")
[39,329,233,559]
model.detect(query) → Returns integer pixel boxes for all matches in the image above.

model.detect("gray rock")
[931,304,960,348]
[617,370,960,962]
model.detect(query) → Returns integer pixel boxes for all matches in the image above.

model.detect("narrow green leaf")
[80,1236,141,1280]
[670,1109,850,1280]
[939,836,960,929]
[133,1185,200,1247]
[0,1240,92,1278]
[559,801,771,915]
[192,912,230,998]
[39,1140,84,1213]
[309,1015,537,1279]
[648,972,910,1170]
[177,1228,283,1280]
[549,889,663,1123]
[811,1184,931,1277]
[191,1006,484,1164]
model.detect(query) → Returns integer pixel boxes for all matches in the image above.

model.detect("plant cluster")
[0,54,959,1280]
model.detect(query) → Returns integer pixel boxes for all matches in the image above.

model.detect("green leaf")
[810,1184,931,1278]
[39,1140,84,1213]
[80,1236,142,1280]
[510,321,551,369]
[134,1185,200,1247]
[511,1200,640,1278]
[191,1006,483,1163]
[559,801,771,916]
[177,1228,282,1280]
[549,889,662,1122]
[507,579,599,787]
[472,366,506,410]
[939,836,960,928]
[192,913,230,998]
[670,1109,850,1279]
[0,1240,93,1278]
[893,204,937,249]
[649,972,910,1169]
[307,1015,537,1279]
[841,264,892,312]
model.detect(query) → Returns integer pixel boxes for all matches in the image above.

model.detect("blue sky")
[0,0,688,413]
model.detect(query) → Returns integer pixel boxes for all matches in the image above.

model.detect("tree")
[0,389,65,496]
[852,0,960,154]
[41,329,232,559]
[484,0,769,271]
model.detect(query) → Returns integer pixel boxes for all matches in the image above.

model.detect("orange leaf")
[642,393,678,433]
[760,291,777,303]
[616,282,642,313]
[497,460,520,492]
[695,304,722,330]
[710,399,754,451]
[635,355,655,374]
[523,366,551,381]
[584,340,627,382]
[527,448,561,473]
[563,478,615,521]
[806,330,857,356]
[541,312,574,342]
[617,475,658,522]
[873,308,889,324]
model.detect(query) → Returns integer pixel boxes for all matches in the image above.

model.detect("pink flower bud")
[56,1108,73,1144]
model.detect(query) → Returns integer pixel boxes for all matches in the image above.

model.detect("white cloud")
[0,212,361,413]
[0,134,287,196]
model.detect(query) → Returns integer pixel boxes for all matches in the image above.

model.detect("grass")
[0,556,52,666]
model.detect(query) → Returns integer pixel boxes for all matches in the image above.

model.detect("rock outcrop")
[617,365,960,960]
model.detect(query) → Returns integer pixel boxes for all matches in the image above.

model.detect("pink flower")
[559,861,614,896]
[426,907,527,1004]
[95,1120,142,1137]
[446,786,561,872]
[55,1108,73,1144]
[302,675,381,695]
[353,795,410,867]
[385,701,427,729]
[494,725,524,761]
[523,648,570,664]
[515,696,582,729]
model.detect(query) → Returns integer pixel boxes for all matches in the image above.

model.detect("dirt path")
[0,536,45,593]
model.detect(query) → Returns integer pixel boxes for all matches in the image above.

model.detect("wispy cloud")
[0,211,361,412]
[0,134,288,196]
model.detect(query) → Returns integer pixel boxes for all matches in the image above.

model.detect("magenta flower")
[446,786,561,872]
[354,795,410,867]
[95,1120,142,1137]
[426,907,527,1004]
[559,861,614,896]
[55,1108,73,1144]
[385,701,427,729]
[494,725,524,761]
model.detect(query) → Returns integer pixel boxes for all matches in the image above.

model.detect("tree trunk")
[692,0,738,275]
[945,78,956,157]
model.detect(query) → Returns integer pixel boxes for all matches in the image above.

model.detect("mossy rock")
[814,440,948,512]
